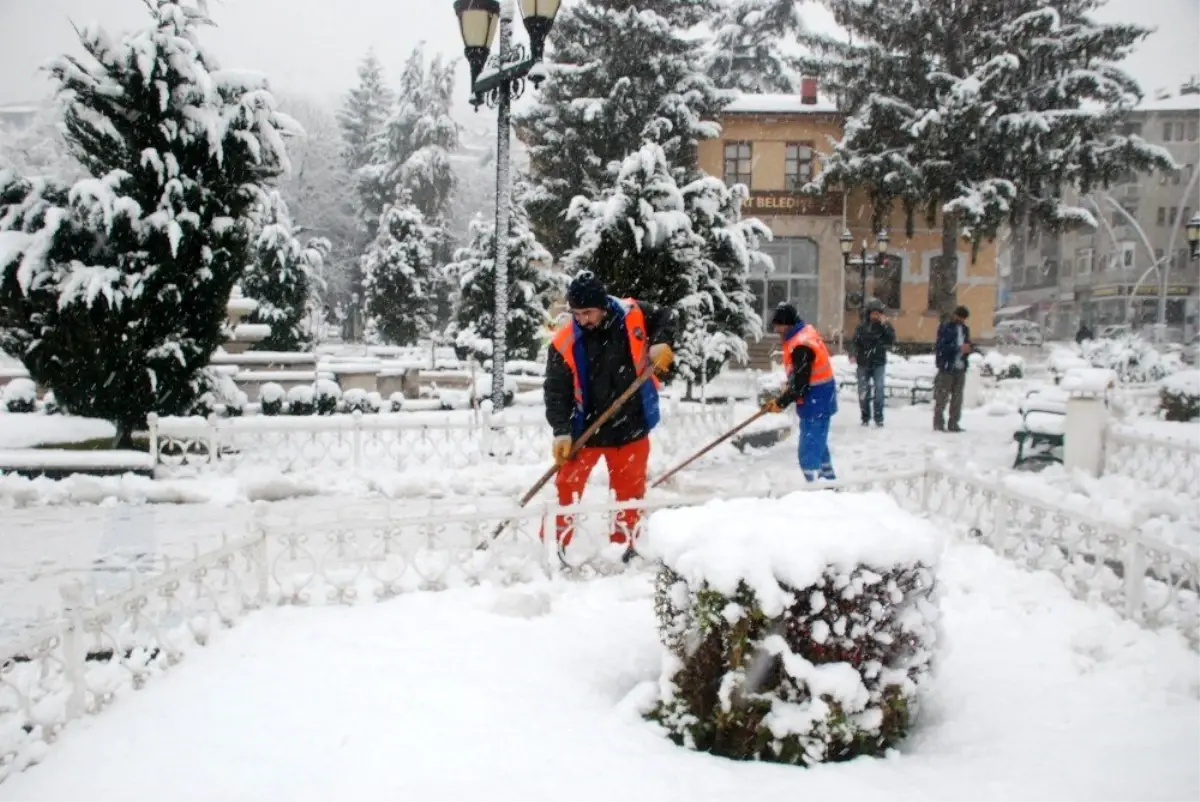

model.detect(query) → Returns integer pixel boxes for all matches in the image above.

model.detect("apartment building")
[1002,81,1200,340]
[697,81,999,359]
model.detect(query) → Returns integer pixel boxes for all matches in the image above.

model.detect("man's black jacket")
[852,319,896,368]
[544,300,675,448]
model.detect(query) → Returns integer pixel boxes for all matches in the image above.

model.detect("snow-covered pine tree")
[801,0,1175,316]
[565,142,710,377]
[0,0,295,446]
[244,191,330,352]
[356,44,459,243]
[0,100,78,183]
[278,95,358,311]
[706,0,803,93]
[679,177,772,383]
[360,194,437,345]
[445,181,564,363]
[520,0,726,259]
[338,50,394,175]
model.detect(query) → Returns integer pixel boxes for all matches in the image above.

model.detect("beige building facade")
[699,90,999,353]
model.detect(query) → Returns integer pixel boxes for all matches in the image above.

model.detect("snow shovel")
[478,367,659,551]
[649,402,775,490]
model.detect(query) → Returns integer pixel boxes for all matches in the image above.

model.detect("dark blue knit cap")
[567,271,608,310]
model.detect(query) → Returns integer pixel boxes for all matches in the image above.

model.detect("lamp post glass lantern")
[1188,214,1200,260]
[453,0,559,410]
[841,229,890,319]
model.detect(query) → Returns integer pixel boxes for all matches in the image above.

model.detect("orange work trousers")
[545,436,651,548]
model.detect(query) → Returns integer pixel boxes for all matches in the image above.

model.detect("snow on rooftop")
[723,93,840,115]
[1135,93,1200,114]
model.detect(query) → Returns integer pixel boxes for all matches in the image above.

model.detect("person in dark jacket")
[765,303,839,482]
[933,305,974,432]
[851,297,896,427]
[543,272,675,552]
[1075,322,1093,344]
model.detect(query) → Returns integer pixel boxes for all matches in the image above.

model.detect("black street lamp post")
[840,229,890,319]
[454,0,561,410]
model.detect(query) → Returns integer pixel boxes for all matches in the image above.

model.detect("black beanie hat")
[567,271,608,310]
[771,303,800,327]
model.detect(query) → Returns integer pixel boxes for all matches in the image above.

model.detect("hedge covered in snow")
[639,492,941,766]
[1159,370,1200,422]
[979,351,1024,380]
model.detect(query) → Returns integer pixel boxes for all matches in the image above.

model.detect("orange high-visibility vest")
[782,324,834,401]
[550,297,662,435]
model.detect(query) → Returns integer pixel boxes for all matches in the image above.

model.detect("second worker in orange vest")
[765,303,839,482]
[543,272,676,554]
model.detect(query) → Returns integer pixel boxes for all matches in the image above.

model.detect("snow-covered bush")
[639,492,941,766]
[41,390,61,415]
[193,367,248,417]
[979,351,1024,381]
[260,382,286,416]
[342,388,383,414]
[3,378,36,413]
[388,391,405,413]
[313,378,342,415]
[1047,346,1091,385]
[1080,336,1181,384]
[1159,371,1200,422]
[286,385,315,416]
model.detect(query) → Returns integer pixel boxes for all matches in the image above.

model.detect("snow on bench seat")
[0,448,155,477]
[1022,411,1065,436]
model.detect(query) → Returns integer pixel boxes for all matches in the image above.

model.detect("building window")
[1076,248,1093,276]
[1043,259,1058,286]
[1120,241,1135,269]
[723,142,753,188]
[927,255,958,313]
[1121,122,1142,138]
[1157,207,1167,226]
[754,237,818,328]
[1183,207,1193,230]
[873,254,902,311]
[1173,169,1181,185]
[784,143,814,190]
[1187,164,1195,184]
[1189,121,1199,141]
[1170,207,1178,225]
[1175,122,1185,141]
[1163,122,1172,141]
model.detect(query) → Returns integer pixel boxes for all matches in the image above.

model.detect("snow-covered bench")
[837,375,935,405]
[0,448,155,479]
[1012,388,1067,469]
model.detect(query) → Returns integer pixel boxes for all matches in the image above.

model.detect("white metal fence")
[1104,425,1200,495]
[147,400,740,475]
[2,461,1195,783]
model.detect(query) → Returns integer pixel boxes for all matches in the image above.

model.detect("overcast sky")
[0,0,1195,110]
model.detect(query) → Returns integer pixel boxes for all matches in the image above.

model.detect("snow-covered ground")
[1,542,1196,802]
[0,402,1021,641]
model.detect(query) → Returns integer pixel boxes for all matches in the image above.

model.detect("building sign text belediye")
[741,191,842,217]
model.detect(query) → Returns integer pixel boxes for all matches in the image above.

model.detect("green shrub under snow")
[639,492,941,766]
[1159,371,1200,422]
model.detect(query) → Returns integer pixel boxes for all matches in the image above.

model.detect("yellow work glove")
[764,397,784,414]
[552,435,573,466]
[649,343,674,373]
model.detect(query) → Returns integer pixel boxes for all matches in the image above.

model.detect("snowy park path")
[0,541,1195,802]
[0,403,1017,641]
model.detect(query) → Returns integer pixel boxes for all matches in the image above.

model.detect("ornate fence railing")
[147,400,739,476]
[2,463,1197,783]
[1103,424,1200,496]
